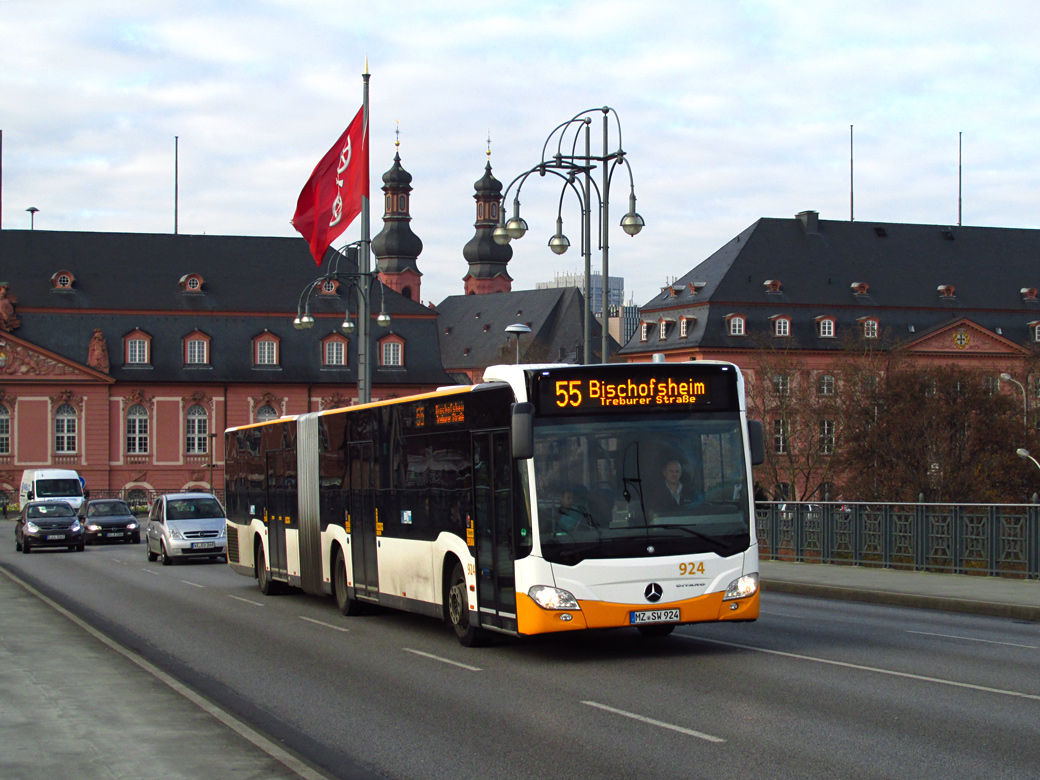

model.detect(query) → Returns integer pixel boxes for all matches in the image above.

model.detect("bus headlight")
[723,572,759,600]
[528,585,580,610]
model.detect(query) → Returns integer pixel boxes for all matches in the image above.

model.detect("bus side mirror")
[511,402,534,460]
[748,420,765,466]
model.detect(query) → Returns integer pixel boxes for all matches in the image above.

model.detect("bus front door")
[348,441,379,601]
[265,450,289,579]
[472,430,517,633]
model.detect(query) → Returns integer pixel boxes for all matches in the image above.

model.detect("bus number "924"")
[679,561,705,576]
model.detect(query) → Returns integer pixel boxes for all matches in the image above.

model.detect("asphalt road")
[3,536,1039,780]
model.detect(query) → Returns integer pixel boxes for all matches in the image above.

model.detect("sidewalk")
[0,566,327,780]
[761,560,1040,622]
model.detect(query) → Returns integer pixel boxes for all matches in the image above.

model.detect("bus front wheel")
[447,561,487,647]
[256,542,281,596]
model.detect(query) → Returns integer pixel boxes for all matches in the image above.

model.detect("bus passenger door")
[348,441,379,600]
[472,431,517,632]
[265,450,289,579]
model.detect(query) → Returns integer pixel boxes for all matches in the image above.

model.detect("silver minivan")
[145,492,227,565]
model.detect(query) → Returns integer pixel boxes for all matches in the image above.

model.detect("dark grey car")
[80,498,141,544]
[16,500,85,553]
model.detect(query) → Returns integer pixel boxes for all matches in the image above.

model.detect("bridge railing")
[757,502,1039,580]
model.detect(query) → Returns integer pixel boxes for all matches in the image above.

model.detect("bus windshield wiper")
[650,524,731,551]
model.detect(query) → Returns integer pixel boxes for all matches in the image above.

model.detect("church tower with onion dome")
[462,150,512,295]
[372,136,424,302]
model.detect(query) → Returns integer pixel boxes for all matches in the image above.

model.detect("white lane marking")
[907,630,1039,650]
[582,701,725,743]
[228,595,264,607]
[686,636,1040,701]
[403,648,482,671]
[141,568,160,575]
[299,616,349,633]
[0,565,332,780]
[760,609,805,618]
[181,580,204,589]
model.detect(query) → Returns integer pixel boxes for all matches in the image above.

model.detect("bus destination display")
[534,366,737,415]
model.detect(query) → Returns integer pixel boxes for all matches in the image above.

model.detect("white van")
[19,469,85,511]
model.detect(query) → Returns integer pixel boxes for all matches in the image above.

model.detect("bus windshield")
[533,413,751,565]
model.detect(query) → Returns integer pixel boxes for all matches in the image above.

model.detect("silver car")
[145,492,227,565]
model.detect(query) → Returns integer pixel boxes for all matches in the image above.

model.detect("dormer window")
[319,279,340,295]
[764,279,782,293]
[771,315,791,337]
[679,317,690,338]
[124,329,152,366]
[183,330,210,366]
[640,322,650,342]
[322,334,348,366]
[816,317,835,338]
[851,282,870,295]
[1022,288,1038,302]
[659,320,668,340]
[179,273,204,293]
[937,284,956,299]
[725,314,745,337]
[1029,321,1040,342]
[253,331,280,367]
[50,270,76,290]
[860,318,879,339]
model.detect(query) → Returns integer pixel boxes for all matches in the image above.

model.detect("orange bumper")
[515,588,760,636]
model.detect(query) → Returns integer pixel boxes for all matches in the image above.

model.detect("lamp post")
[505,323,531,364]
[293,242,390,405]
[1016,448,1040,471]
[493,107,644,365]
[1001,372,1027,428]
[26,206,39,229]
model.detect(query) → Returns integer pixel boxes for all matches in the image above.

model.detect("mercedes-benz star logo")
[644,583,663,603]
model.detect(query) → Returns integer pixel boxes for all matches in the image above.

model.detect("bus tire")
[333,547,363,616]
[256,541,280,596]
[446,561,488,647]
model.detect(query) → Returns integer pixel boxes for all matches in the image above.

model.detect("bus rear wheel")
[447,561,487,647]
[333,547,363,616]
[256,543,281,596]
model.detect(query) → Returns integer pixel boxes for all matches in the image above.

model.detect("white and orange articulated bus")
[224,362,765,646]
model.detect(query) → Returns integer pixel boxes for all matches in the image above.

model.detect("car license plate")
[106,532,124,537]
[629,608,680,625]
[191,542,215,549]
[46,534,66,540]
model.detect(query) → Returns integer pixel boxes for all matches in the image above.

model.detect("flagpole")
[358,59,372,404]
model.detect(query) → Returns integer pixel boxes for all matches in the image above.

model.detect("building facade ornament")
[87,328,110,373]
[0,284,20,331]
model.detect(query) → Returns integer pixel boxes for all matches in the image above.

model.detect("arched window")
[256,404,278,423]
[126,404,149,454]
[55,404,77,454]
[0,405,9,455]
[186,404,209,455]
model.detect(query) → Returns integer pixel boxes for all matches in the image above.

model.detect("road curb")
[762,579,1040,623]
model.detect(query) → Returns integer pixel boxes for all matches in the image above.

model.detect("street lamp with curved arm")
[493,107,644,365]
[1000,372,1027,428]
[1016,447,1040,471]
[292,242,390,404]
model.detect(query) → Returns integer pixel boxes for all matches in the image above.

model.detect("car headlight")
[127,521,139,530]
[25,521,39,534]
[169,528,185,540]
[723,572,759,600]
[70,521,82,533]
[528,585,580,610]
[86,523,101,532]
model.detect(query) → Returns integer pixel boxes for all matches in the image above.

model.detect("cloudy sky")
[3,0,1039,307]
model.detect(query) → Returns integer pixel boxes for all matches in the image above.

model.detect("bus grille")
[226,528,239,564]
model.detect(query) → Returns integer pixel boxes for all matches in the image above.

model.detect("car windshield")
[28,504,75,518]
[166,498,224,520]
[87,501,131,517]
[34,478,83,498]
[533,413,751,565]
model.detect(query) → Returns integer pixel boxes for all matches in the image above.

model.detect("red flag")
[292,107,368,265]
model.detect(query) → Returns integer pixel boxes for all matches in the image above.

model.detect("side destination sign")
[533,365,737,415]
